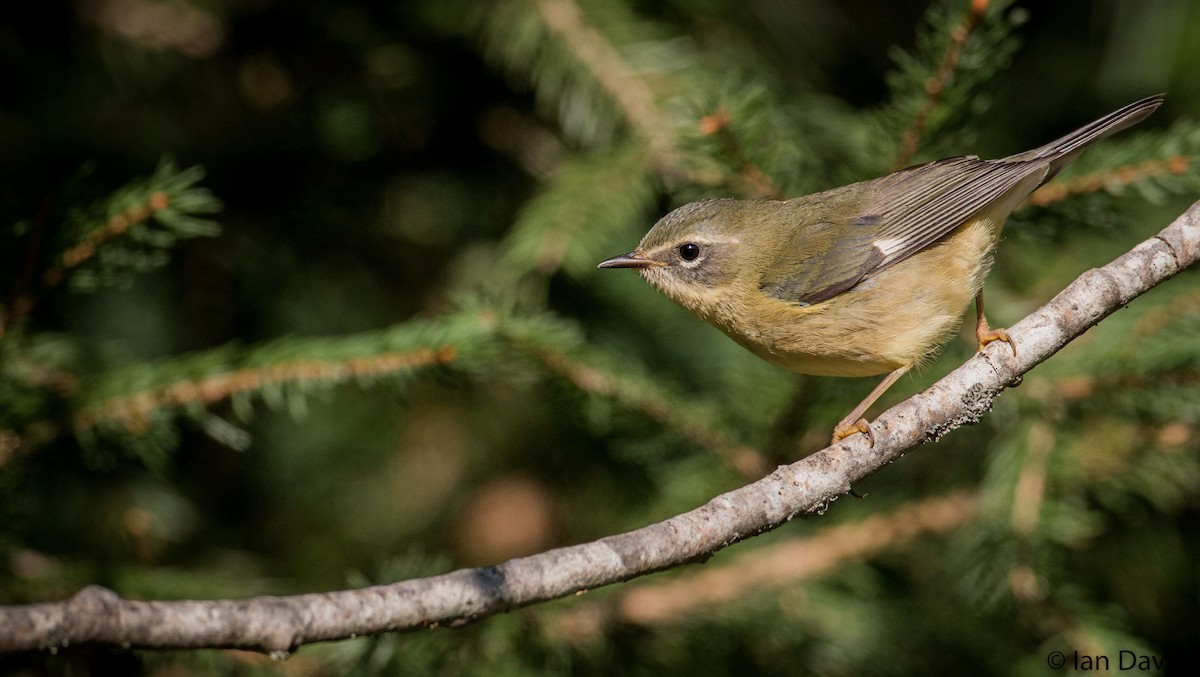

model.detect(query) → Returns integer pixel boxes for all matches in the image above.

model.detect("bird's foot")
[832,417,874,447]
[976,319,1017,356]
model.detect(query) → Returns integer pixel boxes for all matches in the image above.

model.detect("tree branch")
[697,108,783,199]
[73,346,458,433]
[534,0,675,169]
[1026,155,1192,207]
[3,200,1197,655]
[614,489,977,626]
[891,0,989,170]
[526,343,769,477]
[42,191,172,289]
[544,490,978,642]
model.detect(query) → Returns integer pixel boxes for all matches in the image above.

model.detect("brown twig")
[891,0,989,170]
[1025,155,1191,207]
[616,490,976,625]
[2,200,1195,654]
[1007,421,1054,602]
[532,345,770,477]
[761,375,816,461]
[698,108,783,199]
[1,198,54,338]
[1009,422,1053,538]
[74,347,458,433]
[41,191,172,289]
[0,430,20,468]
[1122,286,1200,350]
[534,0,674,170]
[550,490,976,641]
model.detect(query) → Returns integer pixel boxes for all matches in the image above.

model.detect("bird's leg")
[832,365,910,446]
[975,291,1017,356]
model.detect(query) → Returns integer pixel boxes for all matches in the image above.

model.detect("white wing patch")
[871,236,909,258]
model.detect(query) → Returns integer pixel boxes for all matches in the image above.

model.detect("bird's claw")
[977,324,1017,356]
[832,418,874,447]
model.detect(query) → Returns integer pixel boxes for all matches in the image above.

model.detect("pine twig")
[2,200,1196,654]
[534,0,674,169]
[761,376,815,461]
[1026,155,1191,207]
[0,430,19,467]
[42,191,172,288]
[1,199,53,337]
[550,491,977,640]
[1007,421,1054,602]
[697,108,783,199]
[1009,422,1053,538]
[3,191,175,335]
[1123,287,1200,348]
[891,0,990,170]
[531,345,769,477]
[74,347,458,433]
[615,490,976,625]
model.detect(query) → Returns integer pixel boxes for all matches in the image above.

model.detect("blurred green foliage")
[2,0,1200,674]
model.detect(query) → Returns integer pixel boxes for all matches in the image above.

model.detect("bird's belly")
[723,218,999,377]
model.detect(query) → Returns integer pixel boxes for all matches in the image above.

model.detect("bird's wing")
[760,156,1046,306]
[760,94,1165,306]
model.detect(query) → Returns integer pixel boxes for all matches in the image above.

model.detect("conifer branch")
[2,200,1196,654]
[3,160,220,334]
[549,491,978,639]
[1124,286,1200,346]
[697,108,783,199]
[611,490,976,626]
[74,347,457,433]
[533,0,674,168]
[891,0,990,170]
[1026,155,1191,207]
[0,429,19,466]
[504,140,655,277]
[1009,422,1053,539]
[1,202,53,337]
[761,377,816,459]
[42,191,172,289]
[530,344,769,477]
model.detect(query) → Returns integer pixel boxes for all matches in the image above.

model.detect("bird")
[598,94,1164,445]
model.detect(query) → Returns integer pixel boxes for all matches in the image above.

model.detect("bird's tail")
[1005,93,1165,182]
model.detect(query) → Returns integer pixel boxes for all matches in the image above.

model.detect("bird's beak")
[597,252,664,269]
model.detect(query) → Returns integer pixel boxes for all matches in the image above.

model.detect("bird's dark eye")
[678,243,701,261]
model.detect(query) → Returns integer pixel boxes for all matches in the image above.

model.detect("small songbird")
[599,95,1163,445]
